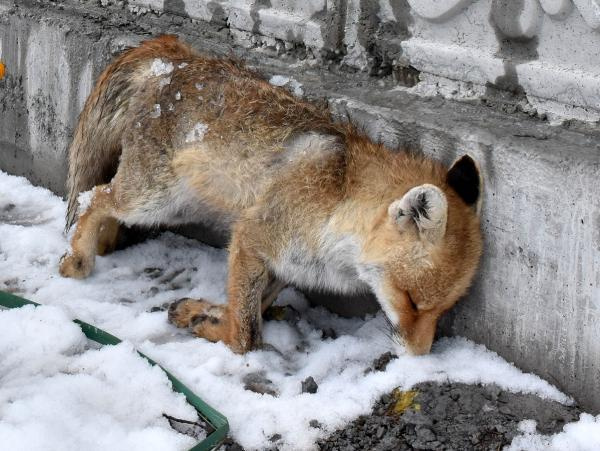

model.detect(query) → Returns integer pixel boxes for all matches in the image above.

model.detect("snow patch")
[150,104,161,119]
[508,415,600,450]
[269,75,304,97]
[175,91,181,101]
[159,76,171,90]
[269,75,290,87]
[185,122,208,143]
[77,189,94,215]
[195,83,204,91]
[150,59,174,77]
[0,304,197,451]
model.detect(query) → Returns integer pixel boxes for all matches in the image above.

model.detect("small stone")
[223,441,244,451]
[309,419,322,429]
[416,426,436,442]
[269,433,281,443]
[486,386,502,401]
[143,267,163,278]
[376,426,386,439]
[301,376,318,394]
[497,392,510,403]
[243,372,278,396]
[371,352,397,372]
[321,327,338,340]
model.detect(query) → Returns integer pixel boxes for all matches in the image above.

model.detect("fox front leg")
[168,229,269,353]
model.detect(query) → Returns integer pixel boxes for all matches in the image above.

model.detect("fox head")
[362,155,483,356]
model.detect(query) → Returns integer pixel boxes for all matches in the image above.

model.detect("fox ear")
[388,184,448,244]
[447,155,482,213]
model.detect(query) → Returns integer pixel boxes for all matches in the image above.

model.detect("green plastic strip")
[0,291,229,451]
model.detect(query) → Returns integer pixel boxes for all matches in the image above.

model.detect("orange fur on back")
[65,36,195,230]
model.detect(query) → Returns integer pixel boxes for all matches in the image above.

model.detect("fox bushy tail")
[65,35,195,231]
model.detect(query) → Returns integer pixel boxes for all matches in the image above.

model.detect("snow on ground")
[0,305,198,451]
[0,170,597,451]
[508,417,600,451]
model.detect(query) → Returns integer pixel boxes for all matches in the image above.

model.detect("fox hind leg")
[60,184,117,279]
[96,217,120,256]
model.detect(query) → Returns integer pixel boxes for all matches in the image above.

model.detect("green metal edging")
[0,291,229,451]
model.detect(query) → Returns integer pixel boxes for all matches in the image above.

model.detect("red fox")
[60,35,483,355]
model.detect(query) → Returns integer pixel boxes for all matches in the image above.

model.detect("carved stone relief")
[408,0,600,36]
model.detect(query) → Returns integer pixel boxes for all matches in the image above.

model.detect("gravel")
[317,381,581,451]
[221,380,581,451]
[301,377,319,394]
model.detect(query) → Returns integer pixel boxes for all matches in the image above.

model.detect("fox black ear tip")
[456,154,477,167]
[447,155,481,207]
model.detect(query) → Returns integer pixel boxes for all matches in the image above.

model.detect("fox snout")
[387,290,439,356]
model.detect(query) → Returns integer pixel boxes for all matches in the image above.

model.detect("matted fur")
[61,35,483,355]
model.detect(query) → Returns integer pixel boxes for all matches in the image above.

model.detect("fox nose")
[391,331,434,356]
[394,309,439,356]
[405,340,433,356]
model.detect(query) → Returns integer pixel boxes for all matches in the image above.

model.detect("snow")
[269,75,304,97]
[269,75,290,87]
[0,170,597,451]
[508,416,600,450]
[159,77,171,90]
[77,188,94,215]
[150,104,161,119]
[185,122,208,143]
[150,59,174,77]
[0,305,198,451]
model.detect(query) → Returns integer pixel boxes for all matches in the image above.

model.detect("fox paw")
[59,252,94,279]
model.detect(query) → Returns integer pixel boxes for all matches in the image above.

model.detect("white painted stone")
[407,0,476,22]
[77,60,93,114]
[399,0,600,121]
[491,0,543,39]
[341,0,370,70]
[540,0,573,18]
[572,0,600,29]
[228,0,338,49]
[128,0,164,14]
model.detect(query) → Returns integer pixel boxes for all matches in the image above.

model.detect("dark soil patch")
[317,382,581,451]
[220,381,580,451]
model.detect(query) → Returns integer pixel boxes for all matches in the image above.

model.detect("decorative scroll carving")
[540,0,573,18]
[408,0,600,33]
[491,0,543,39]
[406,0,476,22]
[572,0,600,29]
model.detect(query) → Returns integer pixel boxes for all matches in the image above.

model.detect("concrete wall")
[126,0,600,122]
[0,0,599,412]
